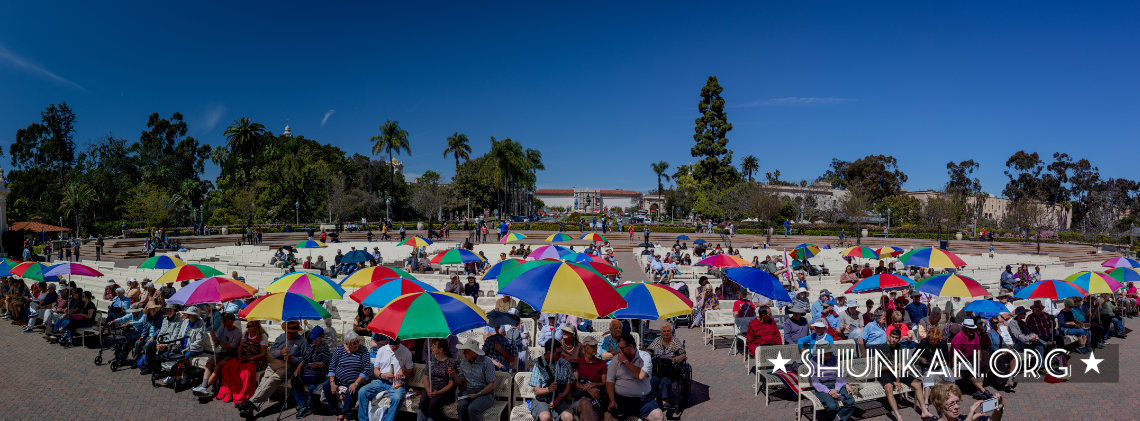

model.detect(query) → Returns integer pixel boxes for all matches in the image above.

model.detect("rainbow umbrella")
[790,244,821,260]
[398,236,433,247]
[12,262,61,282]
[429,248,485,265]
[580,233,607,242]
[43,262,103,277]
[1064,271,1123,294]
[581,261,622,276]
[350,277,437,308]
[266,272,345,301]
[562,252,604,264]
[840,246,880,259]
[367,291,488,340]
[528,245,574,260]
[897,248,967,269]
[482,258,526,281]
[238,292,330,322]
[694,254,749,268]
[138,255,186,269]
[876,246,905,258]
[848,273,916,293]
[500,232,527,243]
[155,264,224,284]
[914,274,990,298]
[295,239,328,249]
[496,260,626,319]
[724,267,793,302]
[1014,280,1088,300]
[610,283,694,320]
[1106,267,1140,285]
[963,300,1010,318]
[167,276,257,306]
[340,266,418,288]
[545,233,574,242]
[0,259,21,272]
[1102,257,1140,269]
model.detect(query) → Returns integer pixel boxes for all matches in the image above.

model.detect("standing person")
[628,225,634,242]
[95,235,104,261]
[643,226,651,245]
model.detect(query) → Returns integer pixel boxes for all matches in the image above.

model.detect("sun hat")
[456,338,485,356]
[127,306,145,313]
[283,321,303,333]
[105,279,117,286]
[180,307,200,317]
[789,305,808,314]
[581,336,599,346]
[962,319,977,329]
[811,320,827,328]
[561,325,577,335]
[1014,306,1028,316]
[797,287,808,294]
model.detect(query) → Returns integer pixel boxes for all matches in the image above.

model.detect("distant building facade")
[534,188,641,212]
[762,181,849,213]
[903,190,1073,229]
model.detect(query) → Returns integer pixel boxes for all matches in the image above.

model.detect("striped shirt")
[329,344,371,381]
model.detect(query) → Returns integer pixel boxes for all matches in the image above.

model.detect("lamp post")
[295,201,299,225]
[887,208,891,234]
[385,197,391,222]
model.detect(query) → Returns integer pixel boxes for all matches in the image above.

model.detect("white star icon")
[769,351,792,373]
[1081,351,1104,374]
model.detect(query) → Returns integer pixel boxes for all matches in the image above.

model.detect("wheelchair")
[94,324,137,372]
[149,340,200,390]
[652,360,693,417]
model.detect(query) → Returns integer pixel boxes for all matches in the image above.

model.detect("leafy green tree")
[873,194,921,225]
[651,161,670,194]
[691,76,737,186]
[370,120,411,197]
[443,132,471,172]
[823,155,908,203]
[223,117,267,186]
[740,155,759,183]
[8,103,77,221]
[59,182,95,236]
[412,170,446,235]
[123,184,182,229]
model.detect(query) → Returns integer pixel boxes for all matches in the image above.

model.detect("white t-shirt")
[373,344,413,380]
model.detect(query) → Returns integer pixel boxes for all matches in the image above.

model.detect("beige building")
[762,181,849,212]
[903,190,1072,229]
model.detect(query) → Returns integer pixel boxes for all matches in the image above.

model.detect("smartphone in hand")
[980,397,1000,413]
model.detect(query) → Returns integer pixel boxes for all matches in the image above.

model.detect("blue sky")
[2,1,1138,195]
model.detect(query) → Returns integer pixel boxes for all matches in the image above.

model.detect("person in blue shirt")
[903,291,929,325]
[810,290,833,322]
[999,265,1015,291]
[107,288,133,323]
[858,310,888,357]
[797,320,835,352]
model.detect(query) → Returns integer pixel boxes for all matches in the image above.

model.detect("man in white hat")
[949,318,992,401]
[783,305,811,345]
[154,307,206,386]
[455,338,497,421]
[797,319,835,351]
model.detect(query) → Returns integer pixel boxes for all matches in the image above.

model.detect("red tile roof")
[600,190,640,196]
[10,221,71,232]
[535,189,574,195]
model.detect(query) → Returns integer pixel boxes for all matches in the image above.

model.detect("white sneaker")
[162,376,174,386]
[192,386,209,395]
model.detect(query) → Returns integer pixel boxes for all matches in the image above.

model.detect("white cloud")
[202,104,226,133]
[736,97,854,107]
[321,109,336,126]
[0,43,84,90]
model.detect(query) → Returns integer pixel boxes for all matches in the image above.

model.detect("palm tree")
[59,182,95,237]
[370,120,411,195]
[223,117,267,186]
[443,132,472,172]
[525,148,545,215]
[741,155,759,183]
[651,161,670,194]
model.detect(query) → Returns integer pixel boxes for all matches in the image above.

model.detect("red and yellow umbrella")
[155,264,224,284]
[341,266,418,288]
[914,274,990,298]
[840,246,879,259]
[897,248,966,269]
[397,236,433,247]
[496,260,626,319]
[694,254,749,268]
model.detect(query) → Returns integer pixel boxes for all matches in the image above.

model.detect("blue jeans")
[1063,327,1088,337]
[814,383,855,421]
[292,377,323,409]
[650,375,674,405]
[358,379,404,421]
[322,380,357,416]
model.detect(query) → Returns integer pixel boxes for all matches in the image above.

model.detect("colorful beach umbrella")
[295,239,328,249]
[43,262,104,278]
[1106,267,1140,285]
[482,258,526,281]
[155,264,224,284]
[963,300,1011,318]
[496,260,626,319]
[724,267,793,302]
[545,233,574,242]
[267,272,345,301]
[429,248,485,265]
[138,255,186,270]
[528,245,574,260]
[1063,271,1123,294]
[1014,279,1088,300]
[897,248,967,269]
[367,291,488,339]
[350,277,438,308]
[790,244,821,260]
[12,262,61,282]
[876,246,905,258]
[340,266,418,288]
[1101,257,1140,269]
[0,259,21,272]
[500,232,527,243]
[167,276,257,306]
[693,254,749,268]
[840,246,880,259]
[238,292,330,322]
[562,252,604,264]
[848,273,917,293]
[398,236,433,247]
[610,283,694,320]
[914,274,990,298]
[580,233,607,242]
[580,261,622,276]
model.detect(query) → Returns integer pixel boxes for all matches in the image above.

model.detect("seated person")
[571,336,609,421]
[530,339,574,421]
[646,323,686,411]
[605,333,664,421]
[291,326,331,418]
[808,344,854,421]
[747,306,783,354]
[237,321,310,418]
[153,306,207,386]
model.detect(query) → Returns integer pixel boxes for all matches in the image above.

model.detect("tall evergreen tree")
[691,76,736,186]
